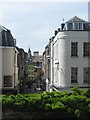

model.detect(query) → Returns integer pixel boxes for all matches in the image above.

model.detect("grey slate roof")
[0,25,15,47]
[66,16,87,23]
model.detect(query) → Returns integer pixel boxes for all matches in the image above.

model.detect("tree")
[37,68,44,83]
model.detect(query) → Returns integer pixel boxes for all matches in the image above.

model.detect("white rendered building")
[0,25,19,93]
[50,16,90,91]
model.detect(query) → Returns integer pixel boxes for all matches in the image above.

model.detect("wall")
[53,31,90,89]
[0,47,18,89]
[0,47,2,90]
[28,64,35,80]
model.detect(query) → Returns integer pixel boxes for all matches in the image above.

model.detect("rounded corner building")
[49,16,90,91]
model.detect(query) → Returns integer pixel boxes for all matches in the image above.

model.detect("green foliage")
[1,87,90,119]
[37,68,44,81]
[75,109,80,118]
[45,103,52,110]
[51,102,65,110]
[85,89,90,98]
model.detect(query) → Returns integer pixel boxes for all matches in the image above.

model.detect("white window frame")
[73,22,83,30]
[83,68,90,84]
[67,23,73,30]
[83,42,90,57]
[71,42,78,57]
[71,67,78,84]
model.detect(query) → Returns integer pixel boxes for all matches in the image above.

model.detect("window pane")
[83,42,90,57]
[67,23,73,30]
[71,42,78,57]
[3,76,12,87]
[79,23,82,30]
[84,68,90,83]
[71,67,78,83]
[74,23,78,30]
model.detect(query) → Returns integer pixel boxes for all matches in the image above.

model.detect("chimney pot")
[55,30,58,36]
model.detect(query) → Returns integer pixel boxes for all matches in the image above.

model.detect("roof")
[0,25,10,31]
[66,16,87,23]
[0,25,15,47]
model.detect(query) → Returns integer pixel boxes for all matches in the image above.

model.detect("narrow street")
[26,82,43,94]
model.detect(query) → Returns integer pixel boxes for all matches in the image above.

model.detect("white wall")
[0,47,2,90]
[53,31,90,89]
[0,30,2,90]
[0,47,18,89]
[14,49,19,86]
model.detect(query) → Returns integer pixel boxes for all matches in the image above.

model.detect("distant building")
[16,47,28,93]
[33,51,43,69]
[28,47,32,62]
[0,25,19,94]
[28,47,35,81]
[28,64,35,80]
[42,45,50,91]
[32,51,44,90]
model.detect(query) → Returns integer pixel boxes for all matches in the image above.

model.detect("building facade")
[33,51,43,80]
[28,47,34,81]
[42,45,50,91]
[46,16,90,91]
[17,47,28,93]
[0,25,19,94]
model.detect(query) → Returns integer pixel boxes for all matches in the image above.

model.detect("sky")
[0,0,89,55]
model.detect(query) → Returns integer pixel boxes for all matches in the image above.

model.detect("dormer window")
[74,22,83,30]
[67,23,73,30]
[66,16,90,31]
[67,22,83,30]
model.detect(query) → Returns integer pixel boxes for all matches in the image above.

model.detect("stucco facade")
[1,47,18,89]
[48,16,90,91]
[53,31,90,89]
[0,25,19,93]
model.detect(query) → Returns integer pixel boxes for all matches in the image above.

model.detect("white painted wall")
[53,31,90,89]
[0,48,2,90]
[0,30,2,90]
[0,47,18,89]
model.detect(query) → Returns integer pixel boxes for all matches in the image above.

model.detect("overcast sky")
[0,1,89,55]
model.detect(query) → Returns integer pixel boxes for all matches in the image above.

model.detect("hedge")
[1,87,90,119]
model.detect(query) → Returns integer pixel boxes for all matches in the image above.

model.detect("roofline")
[59,30,90,32]
[0,46,15,49]
[0,25,10,31]
[66,16,87,23]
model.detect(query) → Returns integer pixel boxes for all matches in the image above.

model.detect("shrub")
[1,87,90,119]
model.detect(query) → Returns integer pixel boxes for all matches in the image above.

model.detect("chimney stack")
[52,36,55,40]
[54,30,58,36]
[58,28,60,32]
[61,23,65,31]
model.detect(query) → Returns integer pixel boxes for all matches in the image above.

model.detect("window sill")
[71,83,78,84]
[83,83,90,85]
[71,56,78,57]
[83,56,90,58]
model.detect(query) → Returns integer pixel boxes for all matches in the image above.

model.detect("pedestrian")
[40,84,42,90]
[34,86,36,92]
